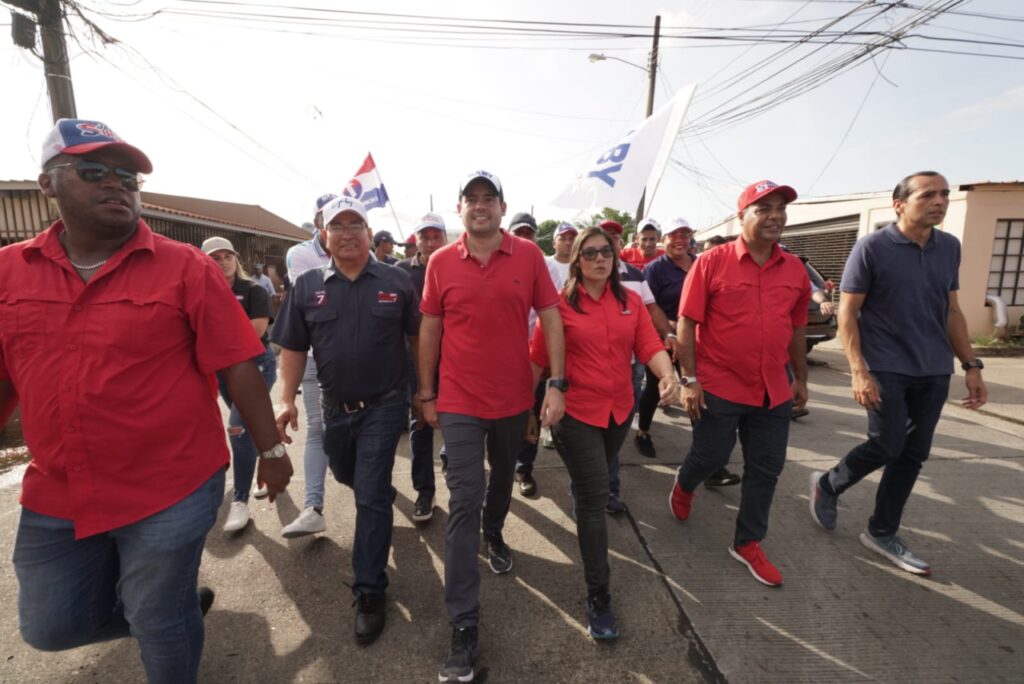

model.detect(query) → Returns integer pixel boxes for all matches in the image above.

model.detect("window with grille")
[989,220,1024,305]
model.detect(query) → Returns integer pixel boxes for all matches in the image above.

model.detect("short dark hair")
[703,235,727,247]
[892,171,942,201]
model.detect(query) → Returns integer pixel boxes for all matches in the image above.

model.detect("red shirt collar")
[455,228,515,260]
[731,236,784,266]
[23,219,157,266]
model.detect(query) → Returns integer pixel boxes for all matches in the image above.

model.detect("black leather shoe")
[354,593,386,645]
[634,433,656,458]
[199,587,215,617]
[705,467,741,488]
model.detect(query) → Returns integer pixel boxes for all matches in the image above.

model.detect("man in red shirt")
[619,217,664,270]
[669,180,809,588]
[0,119,291,684]
[418,171,565,683]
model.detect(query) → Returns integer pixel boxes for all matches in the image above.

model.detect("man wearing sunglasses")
[0,119,292,683]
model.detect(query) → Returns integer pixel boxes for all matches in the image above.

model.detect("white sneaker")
[253,482,269,499]
[630,414,640,430]
[223,501,250,532]
[282,507,326,538]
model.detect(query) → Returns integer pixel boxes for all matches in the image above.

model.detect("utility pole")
[38,0,77,121]
[635,14,661,223]
[8,0,77,121]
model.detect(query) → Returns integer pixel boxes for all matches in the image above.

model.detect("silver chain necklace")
[60,231,108,271]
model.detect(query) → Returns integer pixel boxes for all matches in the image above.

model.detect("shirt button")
[73,304,82,311]
[61,385,71,392]
[67,426,76,433]
[73,465,82,472]
[68,344,78,351]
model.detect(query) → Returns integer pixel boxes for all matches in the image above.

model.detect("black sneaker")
[516,472,537,497]
[634,433,656,458]
[438,625,479,682]
[198,587,215,617]
[413,493,434,523]
[586,592,619,640]
[484,531,513,574]
[605,492,626,514]
[791,407,810,420]
[353,592,387,645]
[705,467,741,488]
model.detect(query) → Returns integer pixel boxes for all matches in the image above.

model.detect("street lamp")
[588,15,661,219]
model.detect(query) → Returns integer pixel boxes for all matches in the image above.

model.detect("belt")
[322,388,400,414]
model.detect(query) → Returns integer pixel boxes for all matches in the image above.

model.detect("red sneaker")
[729,541,783,587]
[669,481,695,521]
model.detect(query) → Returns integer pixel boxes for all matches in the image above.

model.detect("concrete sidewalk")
[1,343,1022,682]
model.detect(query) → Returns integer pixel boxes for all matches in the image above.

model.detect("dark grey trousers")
[439,410,529,627]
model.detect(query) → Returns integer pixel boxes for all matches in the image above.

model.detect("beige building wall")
[960,185,1024,335]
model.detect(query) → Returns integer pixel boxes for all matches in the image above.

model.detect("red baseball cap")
[598,219,623,235]
[737,180,797,212]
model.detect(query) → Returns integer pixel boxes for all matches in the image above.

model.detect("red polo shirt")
[421,230,559,418]
[678,238,809,408]
[0,221,264,538]
[620,246,663,271]
[531,286,663,428]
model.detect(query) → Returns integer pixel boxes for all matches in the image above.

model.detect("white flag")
[550,84,696,213]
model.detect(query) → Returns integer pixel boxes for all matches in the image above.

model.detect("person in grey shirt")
[809,171,988,576]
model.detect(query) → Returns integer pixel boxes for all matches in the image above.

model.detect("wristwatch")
[961,359,984,371]
[680,376,698,387]
[546,377,570,392]
[259,443,287,460]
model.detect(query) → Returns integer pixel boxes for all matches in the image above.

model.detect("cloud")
[936,84,1024,128]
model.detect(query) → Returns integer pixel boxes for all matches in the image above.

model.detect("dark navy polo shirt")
[841,223,960,376]
[272,259,420,401]
[396,254,426,297]
[643,253,694,321]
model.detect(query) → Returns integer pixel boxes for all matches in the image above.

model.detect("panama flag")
[342,153,390,211]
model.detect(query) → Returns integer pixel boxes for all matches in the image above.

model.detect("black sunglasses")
[580,246,615,261]
[49,160,144,192]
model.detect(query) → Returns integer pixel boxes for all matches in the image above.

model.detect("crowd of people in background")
[0,119,988,684]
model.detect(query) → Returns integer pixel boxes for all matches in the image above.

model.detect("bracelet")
[417,395,437,403]
[665,333,677,340]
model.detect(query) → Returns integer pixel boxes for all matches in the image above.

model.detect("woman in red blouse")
[530,226,677,640]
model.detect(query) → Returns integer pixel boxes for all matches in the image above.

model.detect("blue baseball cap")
[313,193,338,216]
[41,119,152,173]
[555,222,578,237]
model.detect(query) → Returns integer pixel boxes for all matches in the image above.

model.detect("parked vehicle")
[802,257,837,353]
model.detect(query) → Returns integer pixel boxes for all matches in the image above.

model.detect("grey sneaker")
[605,492,625,514]
[282,507,326,538]
[860,532,931,575]
[485,532,513,574]
[438,625,478,682]
[809,471,838,530]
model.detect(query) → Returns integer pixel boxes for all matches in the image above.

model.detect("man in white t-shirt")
[545,222,577,290]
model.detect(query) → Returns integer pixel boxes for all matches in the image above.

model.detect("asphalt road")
[1,341,1021,683]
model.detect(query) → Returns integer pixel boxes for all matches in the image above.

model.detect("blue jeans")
[13,468,225,684]
[322,392,406,596]
[676,391,792,545]
[825,372,950,537]
[301,357,329,510]
[631,361,644,416]
[216,347,276,502]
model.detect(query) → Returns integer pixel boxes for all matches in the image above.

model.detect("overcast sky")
[2,0,1022,237]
